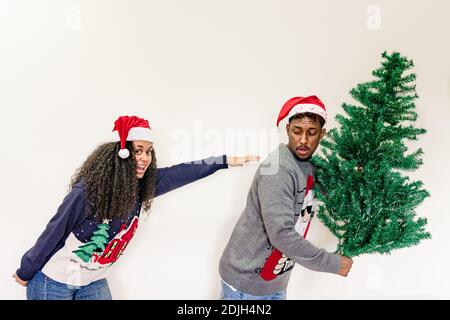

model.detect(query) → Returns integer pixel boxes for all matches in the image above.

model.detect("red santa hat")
[276,95,327,127]
[112,115,153,159]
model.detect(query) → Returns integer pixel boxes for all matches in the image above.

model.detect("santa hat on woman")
[276,95,327,127]
[112,115,153,159]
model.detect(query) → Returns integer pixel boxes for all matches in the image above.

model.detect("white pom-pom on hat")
[118,148,130,159]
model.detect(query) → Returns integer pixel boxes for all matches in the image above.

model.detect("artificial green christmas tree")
[73,220,110,263]
[313,52,430,257]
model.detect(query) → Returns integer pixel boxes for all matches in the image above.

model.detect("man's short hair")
[288,112,325,128]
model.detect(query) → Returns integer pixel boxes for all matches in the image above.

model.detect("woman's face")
[132,140,153,179]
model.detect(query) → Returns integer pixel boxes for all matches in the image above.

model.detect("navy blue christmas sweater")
[17,155,228,286]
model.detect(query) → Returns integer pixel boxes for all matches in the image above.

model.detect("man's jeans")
[26,270,112,300]
[220,280,286,300]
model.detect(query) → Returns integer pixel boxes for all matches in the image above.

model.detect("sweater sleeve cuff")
[16,268,31,282]
[222,155,229,169]
[330,253,342,274]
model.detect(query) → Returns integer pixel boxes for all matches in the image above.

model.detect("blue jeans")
[26,270,112,300]
[220,281,286,300]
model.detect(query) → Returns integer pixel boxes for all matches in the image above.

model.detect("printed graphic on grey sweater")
[259,175,315,281]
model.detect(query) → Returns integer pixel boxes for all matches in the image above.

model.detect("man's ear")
[286,123,290,135]
[320,128,327,140]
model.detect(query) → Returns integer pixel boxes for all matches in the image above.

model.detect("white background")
[1,0,449,299]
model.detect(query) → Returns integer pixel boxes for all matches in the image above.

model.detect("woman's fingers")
[244,155,261,163]
[228,155,261,166]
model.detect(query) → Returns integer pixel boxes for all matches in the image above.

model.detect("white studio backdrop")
[1,0,449,299]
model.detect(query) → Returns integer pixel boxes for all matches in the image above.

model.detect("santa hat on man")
[276,95,327,127]
[112,115,153,159]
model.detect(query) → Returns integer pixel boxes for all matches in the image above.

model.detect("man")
[219,96,353,300]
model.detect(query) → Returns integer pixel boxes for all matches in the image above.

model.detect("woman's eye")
[135,150,142,155]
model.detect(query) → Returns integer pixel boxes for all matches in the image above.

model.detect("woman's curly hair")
[70,141,157,220]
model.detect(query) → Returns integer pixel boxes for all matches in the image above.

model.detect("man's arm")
[258,167,342,274]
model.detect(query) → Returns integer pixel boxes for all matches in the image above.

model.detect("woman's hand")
[227,155,261,167]
[13,273,28,286]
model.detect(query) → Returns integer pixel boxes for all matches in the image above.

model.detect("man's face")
[286,116,326,160]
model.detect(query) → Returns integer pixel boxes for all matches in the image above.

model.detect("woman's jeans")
[26,270,112,300]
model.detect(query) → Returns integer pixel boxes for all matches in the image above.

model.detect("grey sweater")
[219,143,341,296]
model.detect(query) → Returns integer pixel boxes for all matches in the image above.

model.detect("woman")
[13,115,258,300]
